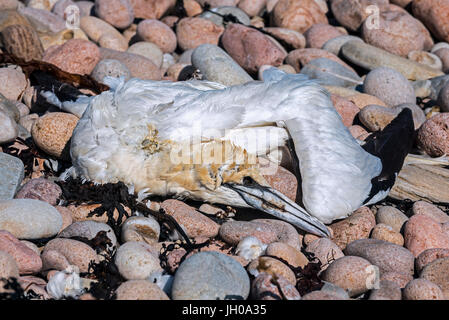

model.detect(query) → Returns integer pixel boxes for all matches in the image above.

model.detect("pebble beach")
[0,0,449,301]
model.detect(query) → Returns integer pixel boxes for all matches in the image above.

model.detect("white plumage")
[62,68,384,236]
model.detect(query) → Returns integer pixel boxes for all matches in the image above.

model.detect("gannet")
[55,68,414,237]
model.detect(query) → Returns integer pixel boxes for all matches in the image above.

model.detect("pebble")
[301,290,345,300]
[91,59,131,84]
[416,248,449,273]
[31,112,78,159]
[0,152,24,201]
[176,17,224,51]
[129,0,173,19]
[0,24,44,62]
[0,251,20,287]
[18,7,65,34]
[261,162,297,202]
[252,219,302,250]
[222,23,286,74]
[51,0,77,17]
[80,16,128,51]
[197,0,239,7]
[192,44,253,86]
[346,93,388,109]
[412,0,449,43]
[0,231,42,274]
[136,19,177,54]
[15,178,62,206]
[0,110,18,144]
[121,215,160,244]
[380,271,412,288]
[272,0,327,33]
[331,0,389,31]
[300,58,363,88]
[251,272,301,300]
[58,221,117,252]
[160,199,219,239]
[434,48,449,73]
[127,42,163,68]
[417,113,449,157]
[114,241,162,280]
[248,256,296,284]
[0,199,62,240]
[358,105,398,132]
[304,23,345,49]
[0,10,31,33]
[349,125,369,140]
[404,214,449,257]
[420,257,449,298]
[329,206,376,250]
[238,0,267,17]
[0,66,27,101]
[219,221,278,246]
[408,51,443,71]
[263,27,306,50]
[370,223,404,246]
[183,0,202,17]
[286,48,354,73]
[67,203,129,224]
[99,47,162,80]
[403,278,445,300]
[0,0,19,10]
[0,96,20,123]
[322,35,364,56]
[172,251,250,300]
[321,256,376,297]
[265,242,308,268]
[437,83,449,112]
[43,39,100,75]
[200,6,250,27]
[341,40,444,81]
[361,10,433,57]
[412,201,449,224]
[115,280,169,300]
[305,238,344,271]
[376,206,409,232]
[369,280,402,300]
[363,67,416,107]
[55,206,73,231]
[345,238,415,276]
[94,0,134,30]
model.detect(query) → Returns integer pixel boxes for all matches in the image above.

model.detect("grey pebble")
[376,206,409,232]
[58,221,117,252]
[369,280,402,300]
[0,152,24,201]
[322,35,364,56]
[172,251,250,300]
[91,59,131,84]
[200,6,250,27]
[18,7,66,34]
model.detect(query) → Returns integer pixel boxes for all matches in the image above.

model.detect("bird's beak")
[224,181,330,238]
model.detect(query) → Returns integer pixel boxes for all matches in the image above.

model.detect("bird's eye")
[243,176,256,186]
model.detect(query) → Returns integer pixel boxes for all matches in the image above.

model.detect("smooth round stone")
[15,178,62,206]
[369,280,402,300]
[345,238,415,276]
[437,82,449,112]
[305,238,344,271]
[380,271,412,289]
[161,200,219,239]
[121,216,160,244]
[99,47,162,80]
[0,199,62,240]
[347,93,388,109]
[322,256,376,297]
[0,0,19,10]
[43,39,101,75]
[412,201,449,224]
[0,66,27,101]
[192,44,253,86]
[251,272,301,300]
[349,125,369,140]
[329,207,376,250]
[412,0,449,43]
[0,96,20,123]
[196,0,238,7]
[238,0,267,17]
[0,152,24,201]
[416,248,449,273]
[432,42,449,53]
[341,41,444,81]
[18,7,65,34]
[178,49,194,64]
[127,42,163,68]
[183,0,202,17]
[434,48,449,73]
[172,251,250,300]
[0,251,19,284]
[322,35,364,55]
[420,257,449,298]
[55,206,72,231]
[1,23,44,62]
[417,113,449,157]
[370,223,404,246]
[247,256,296,284]
[130,0,174,19]
[136,19,177,53]
[31,112,78,159]
[200,6,250,27]
[301,57,363,88]
[364,67,415,106]
[361,10,433,57]
[272,0,328,33]
[95,0,134,30]
[252,219,302,250]
[286,48,354,73]
[0,109,17,144]
[404,215,449,257]
[114,241,162,280]
[376,206,409,232]
[42,238,99,273]
[403,278,445,300]
[304,23,344,49]
[91,59,131,83]
[408,51,443,71]
[0,230,42,274]
[51,0,77,17]
[219,221,278,246]
[80,16,128,51]
[319,281,350,300]
[115,280,169,300]
[176,17,224,51]
[58,221,117,252]
[331,0,389,31]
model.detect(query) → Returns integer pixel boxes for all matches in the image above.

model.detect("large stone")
[0,152,24,201]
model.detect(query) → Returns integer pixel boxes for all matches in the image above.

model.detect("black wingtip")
[362,107,416,203]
